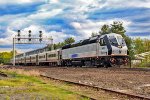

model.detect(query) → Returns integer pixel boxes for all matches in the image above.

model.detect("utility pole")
[12,30,53,66]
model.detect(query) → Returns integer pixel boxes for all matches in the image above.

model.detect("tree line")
[0,51,13,64]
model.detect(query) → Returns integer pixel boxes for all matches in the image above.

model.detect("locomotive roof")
[62,33,121,49]
[62,35,101,49]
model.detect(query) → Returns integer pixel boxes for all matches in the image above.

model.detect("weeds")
[0,69,90,100]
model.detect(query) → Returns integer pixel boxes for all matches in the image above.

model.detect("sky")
[0,0,150,52]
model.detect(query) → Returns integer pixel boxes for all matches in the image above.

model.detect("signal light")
[17,30,21,37]
[29,38,31,41]
[17,30,21,41]
[39,38,42,42]
[39,31,42,37]
[39,31,42,42]
[28,30,32,41]
[18,38,20,41]
[28,30,31,37]
[28,30,31,33]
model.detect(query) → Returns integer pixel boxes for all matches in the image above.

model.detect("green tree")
[110,21,126,36]
[64,37,75,44]
[133,38,144,54]
[143,39,150,52]
[48,37,75,50]
[0,51,13,64]
[99,24,110,35]
[133,38,150,54]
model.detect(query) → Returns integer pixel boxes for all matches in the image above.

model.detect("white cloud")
[0,0,43,5]
[0,14,25,23]
[102,0,150,8]
[48,0,59,4]
[28,9,62,20]
[0,24,75,44]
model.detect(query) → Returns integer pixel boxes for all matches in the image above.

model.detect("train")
[12,33,129,67]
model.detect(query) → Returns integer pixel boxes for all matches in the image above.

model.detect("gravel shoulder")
[42,67,150,97]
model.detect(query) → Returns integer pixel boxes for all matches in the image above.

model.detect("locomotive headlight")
[118,46,122,48]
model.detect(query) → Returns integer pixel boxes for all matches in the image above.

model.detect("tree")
[133,38,144,54]
[110,21,126,36]
[64,37,75,44]
[99,24,110,35]
[133,38,150,54]
[48,37,75,50]
[143,39,150,52]
[0,51,13,64]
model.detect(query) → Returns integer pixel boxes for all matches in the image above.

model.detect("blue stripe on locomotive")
[71,54,78,58]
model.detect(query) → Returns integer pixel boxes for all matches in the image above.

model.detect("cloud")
[101,0,150,8]
[0,0,44,5]
[47,0,59,4]
[28,9,62,20]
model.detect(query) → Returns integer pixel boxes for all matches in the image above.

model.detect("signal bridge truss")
[14,35,53,44]
[12,30,53,66]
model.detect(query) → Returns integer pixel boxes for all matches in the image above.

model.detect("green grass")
[134,61,150,68]
[0,70,90,100]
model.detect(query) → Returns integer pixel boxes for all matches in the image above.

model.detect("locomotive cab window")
[100,38,106,46]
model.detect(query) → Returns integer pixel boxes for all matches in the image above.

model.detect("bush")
[138,61,150,68]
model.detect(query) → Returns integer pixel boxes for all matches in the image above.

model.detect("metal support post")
[13,38,15,66]
[51,38,53,50]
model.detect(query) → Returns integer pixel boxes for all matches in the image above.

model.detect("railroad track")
[40,74,150,100]
[6,65,150,72]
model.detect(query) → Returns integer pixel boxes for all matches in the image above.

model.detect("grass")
[132,61,150,68]
[0,69,90,100]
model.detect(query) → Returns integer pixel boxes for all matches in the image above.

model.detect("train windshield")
[117,36,126,46]
[109,36,118,46]
[108,36,126,47]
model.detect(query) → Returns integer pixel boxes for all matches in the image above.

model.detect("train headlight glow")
[118,46,122,48]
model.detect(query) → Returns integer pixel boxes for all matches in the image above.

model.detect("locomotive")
[13,33,129,67]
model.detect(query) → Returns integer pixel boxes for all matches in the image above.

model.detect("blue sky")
[0,0,150,52]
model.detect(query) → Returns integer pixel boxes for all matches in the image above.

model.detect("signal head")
[28,30,31,33]
[39,31,42,33]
